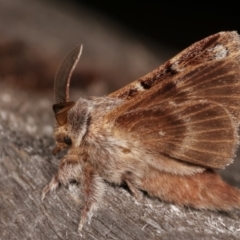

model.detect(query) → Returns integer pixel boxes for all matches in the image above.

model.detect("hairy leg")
[42,155,105,231]
[78,165,105,231]
[122,171,142,200]
[42,155,80,199]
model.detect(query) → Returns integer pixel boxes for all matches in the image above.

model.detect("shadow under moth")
[42,31,240,232]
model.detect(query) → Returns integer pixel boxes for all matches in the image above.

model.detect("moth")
[42,31,240,232]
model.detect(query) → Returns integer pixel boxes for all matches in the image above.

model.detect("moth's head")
[52,100,90,154]
[52,45,82,154]
[52,101,75,154]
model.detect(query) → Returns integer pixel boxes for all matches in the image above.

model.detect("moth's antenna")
[54,44,83,104]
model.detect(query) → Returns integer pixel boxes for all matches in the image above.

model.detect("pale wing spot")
[169,101,177,106]
[170,60,184,73]
[158,131,166,136]
[207,44,228,60]
[134,81,145,91]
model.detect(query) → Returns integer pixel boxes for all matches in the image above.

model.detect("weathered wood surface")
[1,1,240,239]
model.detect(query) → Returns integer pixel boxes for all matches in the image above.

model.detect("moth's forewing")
[107,31,240,170]
[109,31,240,101]
[114,100,237,169]
[116,59,240,124]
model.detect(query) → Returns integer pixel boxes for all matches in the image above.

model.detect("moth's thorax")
[66,96,123,147]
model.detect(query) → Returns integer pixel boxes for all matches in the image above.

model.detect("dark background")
[69,1,240,50]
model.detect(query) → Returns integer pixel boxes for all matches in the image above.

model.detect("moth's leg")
[78,165,105,232]
[122,171,142,200]
[42,174,59,200]
[42,155,79,200]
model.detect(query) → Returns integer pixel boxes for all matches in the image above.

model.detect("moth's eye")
[64,136,72,145]
[69,179,79,185]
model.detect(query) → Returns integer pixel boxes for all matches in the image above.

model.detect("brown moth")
[42,31,240,232]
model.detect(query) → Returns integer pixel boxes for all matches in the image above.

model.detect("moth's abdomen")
[140,169,240,211]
